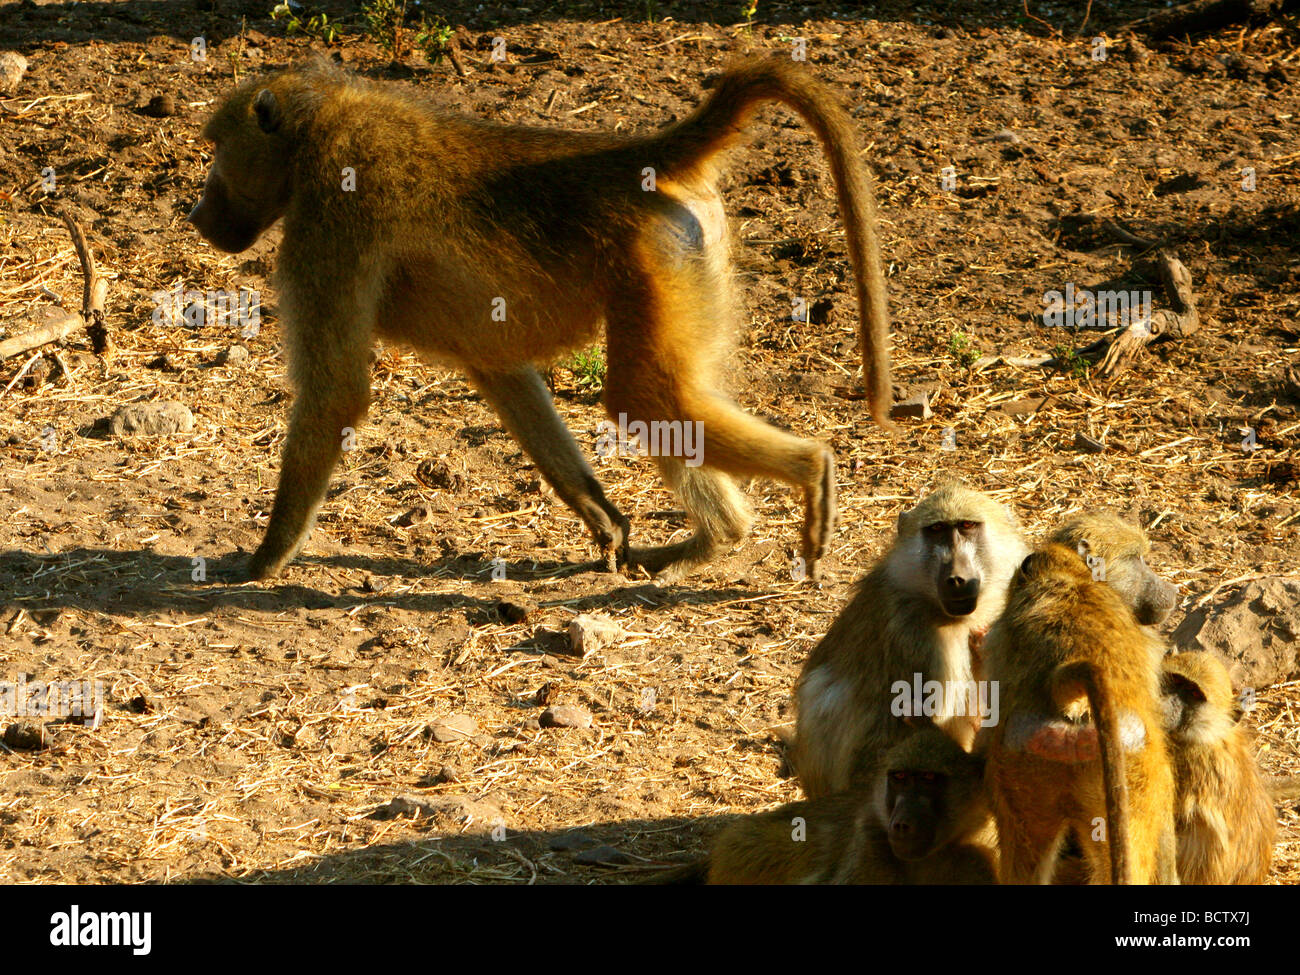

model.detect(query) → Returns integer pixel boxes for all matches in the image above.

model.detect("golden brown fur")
[704,728,994,884]
[1162,652,1276,885]
[188,57,892,582]
[985,543,1177,884]
[793,482,1027,798]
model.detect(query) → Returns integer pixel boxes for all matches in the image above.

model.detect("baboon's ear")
[254,89,281,134]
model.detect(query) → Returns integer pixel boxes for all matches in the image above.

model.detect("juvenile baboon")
[985,544,1177,885]
[188,57,893,582]
[1049,512,1178,626]
[793,481,1028,798]
[702,728,995,884]
[1162,651,1276,885]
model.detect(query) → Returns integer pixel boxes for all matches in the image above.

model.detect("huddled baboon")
[793,481,1028,798]
[1162,651,1276,885]
[188,57,892,582]
[1049,512,1178,626]
[696,728,994,884]
[985,544,1177,885]
[999,511,1177,766]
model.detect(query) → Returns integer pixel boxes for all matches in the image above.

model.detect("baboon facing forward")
[700,728,995,884]
[188,57,893,582]
[793,481,1028,798]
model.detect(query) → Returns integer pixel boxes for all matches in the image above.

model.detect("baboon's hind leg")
[628,457,753,583]
[469,366,629,570]
[605,254,837,580]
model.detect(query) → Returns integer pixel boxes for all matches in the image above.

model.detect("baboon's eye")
[923,523,946,537]
[890,771,908,782]
[921,772,937,782]
[957,521,979,532]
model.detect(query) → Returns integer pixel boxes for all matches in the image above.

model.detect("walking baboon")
[1162,651,1276,885]
[793,481,1028,798]
[985,544,1177,885]
[701,728,995,884]
[188,57,892,582]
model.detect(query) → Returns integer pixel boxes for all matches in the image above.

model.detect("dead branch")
[0,210,109,361]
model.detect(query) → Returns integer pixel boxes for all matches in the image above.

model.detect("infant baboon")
[1162,651,1276,885]
[704,728,994,884]
[188,57,893,582]
[793,481,1028,798]
[985,544,1177,885]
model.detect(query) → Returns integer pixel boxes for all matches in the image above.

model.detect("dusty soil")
[0,0,1297,884]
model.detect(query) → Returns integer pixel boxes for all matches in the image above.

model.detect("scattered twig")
[0,210,110,361]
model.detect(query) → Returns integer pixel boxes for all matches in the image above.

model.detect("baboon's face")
[885,767,945,860]
[921,519,987,618]
[188,89,291,254]
[1097,548,1178,626]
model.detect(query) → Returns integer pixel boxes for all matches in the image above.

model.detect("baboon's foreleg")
[248,358,370,580]
[469,366,629,570]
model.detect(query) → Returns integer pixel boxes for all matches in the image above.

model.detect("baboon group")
[186,56,1294,884]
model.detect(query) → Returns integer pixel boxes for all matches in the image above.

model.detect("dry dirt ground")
[0,0,1297,884]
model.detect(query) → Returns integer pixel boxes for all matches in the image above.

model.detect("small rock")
[416,457,465,491]
[108,401,195,437]
[996,396,1048,418]
[427,713,478,743]
[574,844,633,866]
[566,613,623,656]
[539,654,565,671]
[990,128,1021,144]
[145,353,181,372]
[0,52,27,94]
[1074,431,1105,454]
[1124,37,1151,63]
[548,830,596,852]
[396,505,433,527]
[216,344,249,365]
[496,600,534,624]
[369,794,502,829]
[2,722,46,750]
[362,574,385,593]
[535,682,556,706]
[539,704,593,729]
[143,93,178,118]
[890,391,933,421]
[808,297,835,325]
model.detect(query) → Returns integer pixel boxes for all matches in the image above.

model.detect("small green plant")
[363,0,412,60]
[1052,343,1089,379]
[271,3,339,44]
[416,16,455,64]
[948,329,978,368]
[741,1,759,28]
[567,347,606,391]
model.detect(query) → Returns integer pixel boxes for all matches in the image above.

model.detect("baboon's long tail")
[650,57,894,431]
[1053,661,1132,885]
